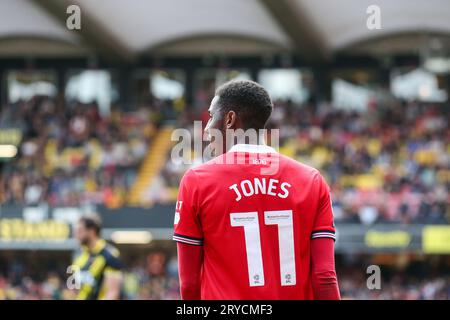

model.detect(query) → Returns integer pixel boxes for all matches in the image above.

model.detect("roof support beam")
[31,0,135,63]
[260,0,330,63]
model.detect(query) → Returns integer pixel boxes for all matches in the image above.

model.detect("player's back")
[173,144,335,299]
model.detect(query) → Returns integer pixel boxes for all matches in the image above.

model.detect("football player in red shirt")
[174,80,340,300]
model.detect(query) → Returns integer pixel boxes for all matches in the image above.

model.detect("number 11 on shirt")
[230,210,296,287]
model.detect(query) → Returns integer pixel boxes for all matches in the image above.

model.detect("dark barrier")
[1,204,449,253]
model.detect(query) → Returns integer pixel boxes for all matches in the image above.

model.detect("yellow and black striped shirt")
[72,239,122,300]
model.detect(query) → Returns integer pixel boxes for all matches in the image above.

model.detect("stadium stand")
[0,0,449,301]
[156,98,449,225]
[0,97,157,208]
[2,96,447,225]
[1,251,449,300]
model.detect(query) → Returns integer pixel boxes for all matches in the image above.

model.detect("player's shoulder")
[181,155,224,178]
[278,152,323,179]
[101,242,122,268]
[182,152,324,182]
[101,242,120,259]
[100,243,122,270]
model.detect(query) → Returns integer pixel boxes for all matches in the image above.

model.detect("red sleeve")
[311,238,341,300]
[177,242,203,300]
[173,170,203,246]
[311,173,336,241]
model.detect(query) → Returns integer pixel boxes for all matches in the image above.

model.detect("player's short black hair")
[215,80,273,130]
[79,214,102,236]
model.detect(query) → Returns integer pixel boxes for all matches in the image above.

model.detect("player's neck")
[229,132,267,148]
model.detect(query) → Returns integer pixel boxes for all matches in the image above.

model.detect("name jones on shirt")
[229,178,291,202]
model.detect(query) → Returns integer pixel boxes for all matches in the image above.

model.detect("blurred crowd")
[158,98,450,225]
[339,272,450,300]
[338,256,450,300]
[0,91,449,225]
[0,97,157,208]
[1,251,448,300]
[0,251,180,300]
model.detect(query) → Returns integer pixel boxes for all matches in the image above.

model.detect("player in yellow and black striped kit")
[72,214,123,300]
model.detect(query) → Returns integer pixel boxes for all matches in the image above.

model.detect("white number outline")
[230,210,296,287]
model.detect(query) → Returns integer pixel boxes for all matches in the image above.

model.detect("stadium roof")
[0,0,449,62]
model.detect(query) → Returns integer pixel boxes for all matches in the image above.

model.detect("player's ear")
[224,110,237,129]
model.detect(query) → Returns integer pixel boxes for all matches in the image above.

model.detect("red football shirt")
[173,144,336,300]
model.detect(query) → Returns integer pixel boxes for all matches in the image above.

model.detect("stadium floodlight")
[424,57,450,74]
[110,231,153,244]
[0,144,18,158]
